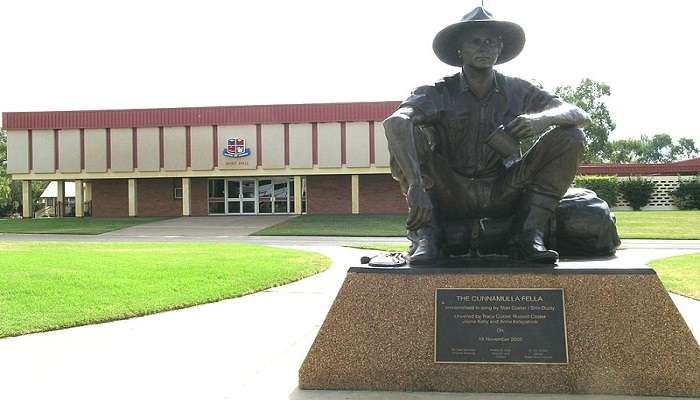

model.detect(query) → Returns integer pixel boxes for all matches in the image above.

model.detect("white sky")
[2,0,699,142]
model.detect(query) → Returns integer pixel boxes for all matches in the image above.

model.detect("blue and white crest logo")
[223,138,251,158]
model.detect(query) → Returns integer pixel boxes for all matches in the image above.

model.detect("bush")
[618,178,655,211]
[573,175,619,207]
[672,176,700,209]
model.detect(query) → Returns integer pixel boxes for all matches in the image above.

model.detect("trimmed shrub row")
[573,175,656,211]
[573,176,619,207]
[672,177,700,210]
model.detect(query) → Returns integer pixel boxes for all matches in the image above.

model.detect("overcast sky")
[2,0,699,142]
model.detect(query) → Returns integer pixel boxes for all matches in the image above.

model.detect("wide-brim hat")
[433,7,525,66]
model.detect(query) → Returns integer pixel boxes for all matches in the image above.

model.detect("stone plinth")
[299,267,700,397]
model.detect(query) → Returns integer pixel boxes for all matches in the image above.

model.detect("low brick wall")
[91,178,184,217]
[137,178,183,217]
[306,175,352,214]
[359,175,406,214]
[91,179,128,217]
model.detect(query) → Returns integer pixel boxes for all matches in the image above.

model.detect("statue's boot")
[407,229,419,256]
[407,226,441,265]
[510,192,559,264]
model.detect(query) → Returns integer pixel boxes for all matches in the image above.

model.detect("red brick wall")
[359,174,407,214]
[191,178,208,216]
[306,175,351,214]
[137,178,183,217]
[91,179,128,217]
[91,175,404,217]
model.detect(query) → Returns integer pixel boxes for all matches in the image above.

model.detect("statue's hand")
[406,184,432,231]
[505,114,551,138]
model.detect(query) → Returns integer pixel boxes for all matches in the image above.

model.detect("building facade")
[2,102,407,218]
[7,102,700,217]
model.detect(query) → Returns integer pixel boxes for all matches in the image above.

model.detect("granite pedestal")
[299,266,700,397]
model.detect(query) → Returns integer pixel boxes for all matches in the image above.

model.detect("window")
[173,179,183,199]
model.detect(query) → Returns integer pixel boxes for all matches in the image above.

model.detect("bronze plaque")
[435,288,568,364]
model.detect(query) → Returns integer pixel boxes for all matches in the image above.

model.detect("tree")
[607,138,645,163]
[605,134,699,164]
[0,129,12,213]
[675,137,698,160]
[555,79,616,163]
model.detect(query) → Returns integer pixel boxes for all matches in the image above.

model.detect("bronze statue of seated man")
[383,7,591,265]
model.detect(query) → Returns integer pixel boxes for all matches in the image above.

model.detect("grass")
[612,210,700,239]
[649,253,700,300]
[254,214,407,236]
[0,217,169,235]
[0,242,330,338]
[256,211,700,240]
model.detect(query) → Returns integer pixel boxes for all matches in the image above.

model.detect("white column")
[128,179,138,217]
[75,180,84,217]
[294,176,303,215]
[56,180,65,218]
[22,180,32,219]
[351,174,360,214]
[84,182,92,202]
[182,178,191,216]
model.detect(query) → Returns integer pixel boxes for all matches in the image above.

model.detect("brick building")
[3,102,407,217]
[5,102,700,217]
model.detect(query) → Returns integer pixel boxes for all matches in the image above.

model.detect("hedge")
[672,176,700,209]
[618,178,655,211]
[573,175,619,207]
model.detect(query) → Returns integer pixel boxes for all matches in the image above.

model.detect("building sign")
[223,138,251,158]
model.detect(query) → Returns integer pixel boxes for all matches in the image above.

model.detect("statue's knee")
[548,127,586,152]
[382,116,406,136]
[555,127,585,144]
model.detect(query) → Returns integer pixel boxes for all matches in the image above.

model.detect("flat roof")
[2,101,401,130]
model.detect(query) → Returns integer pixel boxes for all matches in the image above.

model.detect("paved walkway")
[101,215,294,238]
[0,244,698,400]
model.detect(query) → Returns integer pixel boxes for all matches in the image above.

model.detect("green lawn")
[256,211,700,240]
[0,242,330,338]
[0,217,169,235]
[649,253,700,300]
[613,210,700,239]
[254,214,407,236]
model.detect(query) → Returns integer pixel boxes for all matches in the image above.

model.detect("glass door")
[273,179,289,213]
[225,180,241,214]
[240,179,257,214]
[225,179,257,214]
[257,179,273,214]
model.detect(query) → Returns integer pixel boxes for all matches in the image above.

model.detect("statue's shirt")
[401,71,555,178]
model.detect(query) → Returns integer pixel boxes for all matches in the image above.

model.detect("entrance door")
[240,179,256,214]
[258,178,289,214]
[273,179,289,213]
[257,179,274,214]
[225,179,257,215]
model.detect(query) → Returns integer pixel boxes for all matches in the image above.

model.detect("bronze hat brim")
[432,20,525,66]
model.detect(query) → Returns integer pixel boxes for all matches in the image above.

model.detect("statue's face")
[458,28,503,69]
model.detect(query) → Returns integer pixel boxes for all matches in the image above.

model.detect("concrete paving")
[101,215,295,238]
[0,244,698,400]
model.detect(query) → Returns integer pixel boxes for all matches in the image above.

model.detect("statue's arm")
[507,97,591,138]
[383,106,433,230]
[383,106,426,187]
[537,98,591,128]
